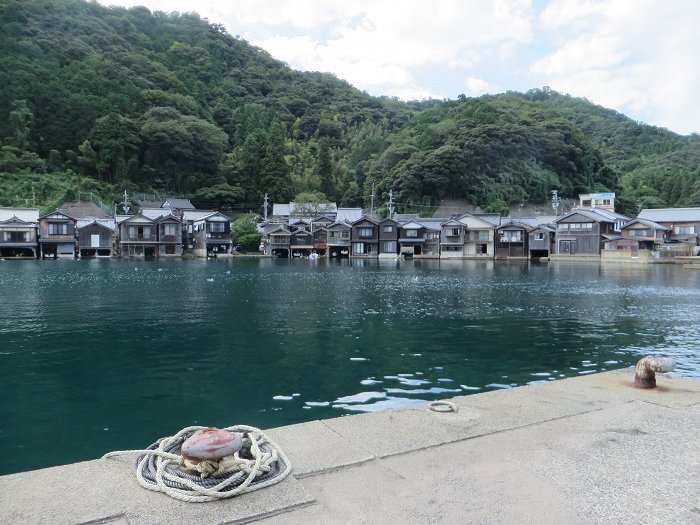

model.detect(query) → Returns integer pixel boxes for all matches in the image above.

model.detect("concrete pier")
[2,368,698,524]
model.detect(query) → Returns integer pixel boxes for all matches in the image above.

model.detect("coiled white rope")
[102,425,292,503]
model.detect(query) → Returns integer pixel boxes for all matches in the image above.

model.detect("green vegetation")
[231,212,261,251]
[1,0,698,217]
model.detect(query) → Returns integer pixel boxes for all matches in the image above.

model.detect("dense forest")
[1,0,698,216]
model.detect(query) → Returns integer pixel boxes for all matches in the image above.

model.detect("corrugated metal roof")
[336,208,363,224]
[623,218,667,230]
[272,203,291,216]
[76,219,115,231]
[394,213,419,222]
[141,209,169,220]
[472,213,501,226]
[58,201,111,219]
[182,210,216,222]
[556,208,629,223]
[638,208,700,222]
[0,207,40,223]
[162,198,194,209]
[291,201,337,214]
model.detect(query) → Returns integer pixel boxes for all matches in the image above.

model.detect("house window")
[128,226,137,239]
[467,230,489,241]
[446,227,460,236]
[48,223,68,235]
[405,229,418,238]
[209,222,226,233]
[675,226,695,234]
[534,232,545,240]
[162,223,178,236]
[358,227,373,238]
[501,231,522,242]
[562,223,593,232]
[383,241,396,253]
[383,225,394,233]
[630,229,651,237]
[352,242,365,254]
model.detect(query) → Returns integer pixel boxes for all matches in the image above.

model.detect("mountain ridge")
[1,0,697,215]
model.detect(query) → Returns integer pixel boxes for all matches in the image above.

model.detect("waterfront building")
[351,217,379,257]
[378,217,400,258]
[495,219,532,259]
[552,208,630,259]
[117,214,158,258]
[577,192,616,212]
[637,207,700,255]
[0,207,40,258]
[191,211,232,257]
[456,213,497,258]
[439,218,466,258]
[38,211,77,258]
[76,219,115,258]
[326,221,351,258]
[268,226,292,258]
[398,220,428,258]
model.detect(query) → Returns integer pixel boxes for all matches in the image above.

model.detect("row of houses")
[2,193,699,261]
[260,197,700,261]
[0,199,233,259]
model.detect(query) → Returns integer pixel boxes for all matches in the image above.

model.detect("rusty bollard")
[634,356,676,389]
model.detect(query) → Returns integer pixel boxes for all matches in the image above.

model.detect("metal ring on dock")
[429,401,459,413]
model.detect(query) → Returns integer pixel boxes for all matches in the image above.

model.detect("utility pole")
[387,189,394,218]
[263,193,269,221]
[370,182,375,219]
[551,190,560,216]
[123,190,131,215]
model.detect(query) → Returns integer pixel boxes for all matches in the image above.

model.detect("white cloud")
[465,76,500,95]
[530,0,700,134]
[247,0,534,101]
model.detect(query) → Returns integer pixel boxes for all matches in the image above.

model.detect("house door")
[559,240,571,254]
[91,234,100,248]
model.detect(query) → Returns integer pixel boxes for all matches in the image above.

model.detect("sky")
[101,0,699,135]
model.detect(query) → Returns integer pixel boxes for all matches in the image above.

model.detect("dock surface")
[2,368,698,524]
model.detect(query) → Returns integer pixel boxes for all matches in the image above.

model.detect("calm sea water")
[1,257,698,474]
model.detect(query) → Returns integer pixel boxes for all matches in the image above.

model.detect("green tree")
[315,139,335,199]
[90,113,140,183]
[8,100,33,149]
[259,120,293,202]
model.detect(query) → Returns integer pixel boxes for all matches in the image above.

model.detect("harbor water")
[1,257,698,475]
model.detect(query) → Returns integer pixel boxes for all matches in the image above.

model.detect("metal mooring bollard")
[634,356,676,389]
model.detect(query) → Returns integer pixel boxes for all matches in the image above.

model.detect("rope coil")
[102,425,291,503]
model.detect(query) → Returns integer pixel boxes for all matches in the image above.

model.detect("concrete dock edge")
[2,368,698,524]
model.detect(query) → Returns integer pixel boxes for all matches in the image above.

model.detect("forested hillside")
[1,0,698,216]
